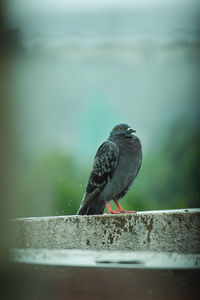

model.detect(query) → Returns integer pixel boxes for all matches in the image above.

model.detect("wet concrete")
[10,209,200,299]
[12,209,200,253]
[11,248,200,269]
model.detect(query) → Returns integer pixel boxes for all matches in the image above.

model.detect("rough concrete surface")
[11,209,200,253]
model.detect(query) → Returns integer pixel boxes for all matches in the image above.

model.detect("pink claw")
[113,200,136,213]
[106,202,136,214]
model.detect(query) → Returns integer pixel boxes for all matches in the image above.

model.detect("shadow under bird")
[77,123,142,215]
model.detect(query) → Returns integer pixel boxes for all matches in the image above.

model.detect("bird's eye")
[118,126,123,130]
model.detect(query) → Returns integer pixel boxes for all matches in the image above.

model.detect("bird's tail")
[77,201,106,215]
[77,189,106,215]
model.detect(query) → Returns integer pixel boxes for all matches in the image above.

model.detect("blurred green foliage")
[16,120,200,217]
[16,150,87,217]
[125,120,200,211]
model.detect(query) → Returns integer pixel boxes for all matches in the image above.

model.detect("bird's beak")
[127,128,136,134]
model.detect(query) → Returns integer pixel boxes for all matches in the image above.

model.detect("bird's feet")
[106,209,136,214]
[107,209,122,214]
[107,209,136,214]
[106,202,136,214]
[120,209,136,213]
[114,200,136,213]
[106,202,120,214]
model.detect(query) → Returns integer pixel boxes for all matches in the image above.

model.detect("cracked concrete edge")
[11,209,200,253]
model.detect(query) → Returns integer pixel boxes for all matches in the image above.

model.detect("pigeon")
[77,123,142,215]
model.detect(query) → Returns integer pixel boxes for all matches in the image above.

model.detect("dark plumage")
[77,123,142,215]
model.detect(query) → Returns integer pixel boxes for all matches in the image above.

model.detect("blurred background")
[2,0,200,218]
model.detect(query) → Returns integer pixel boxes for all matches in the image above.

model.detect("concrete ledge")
[12,209,200,253]
[11,249,200,269]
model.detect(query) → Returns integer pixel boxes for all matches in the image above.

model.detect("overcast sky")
[8,0,200,161]
[7,0,200,15]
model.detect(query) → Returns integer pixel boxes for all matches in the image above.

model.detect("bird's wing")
[77,140,119,214]
[87,140,119,192]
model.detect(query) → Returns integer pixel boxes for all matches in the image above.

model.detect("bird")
[77,123,142,215]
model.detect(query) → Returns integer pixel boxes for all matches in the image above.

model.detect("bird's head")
[109,123,136,138]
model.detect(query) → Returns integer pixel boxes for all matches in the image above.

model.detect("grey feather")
[77,123,142,215]
[77,140,119,215]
